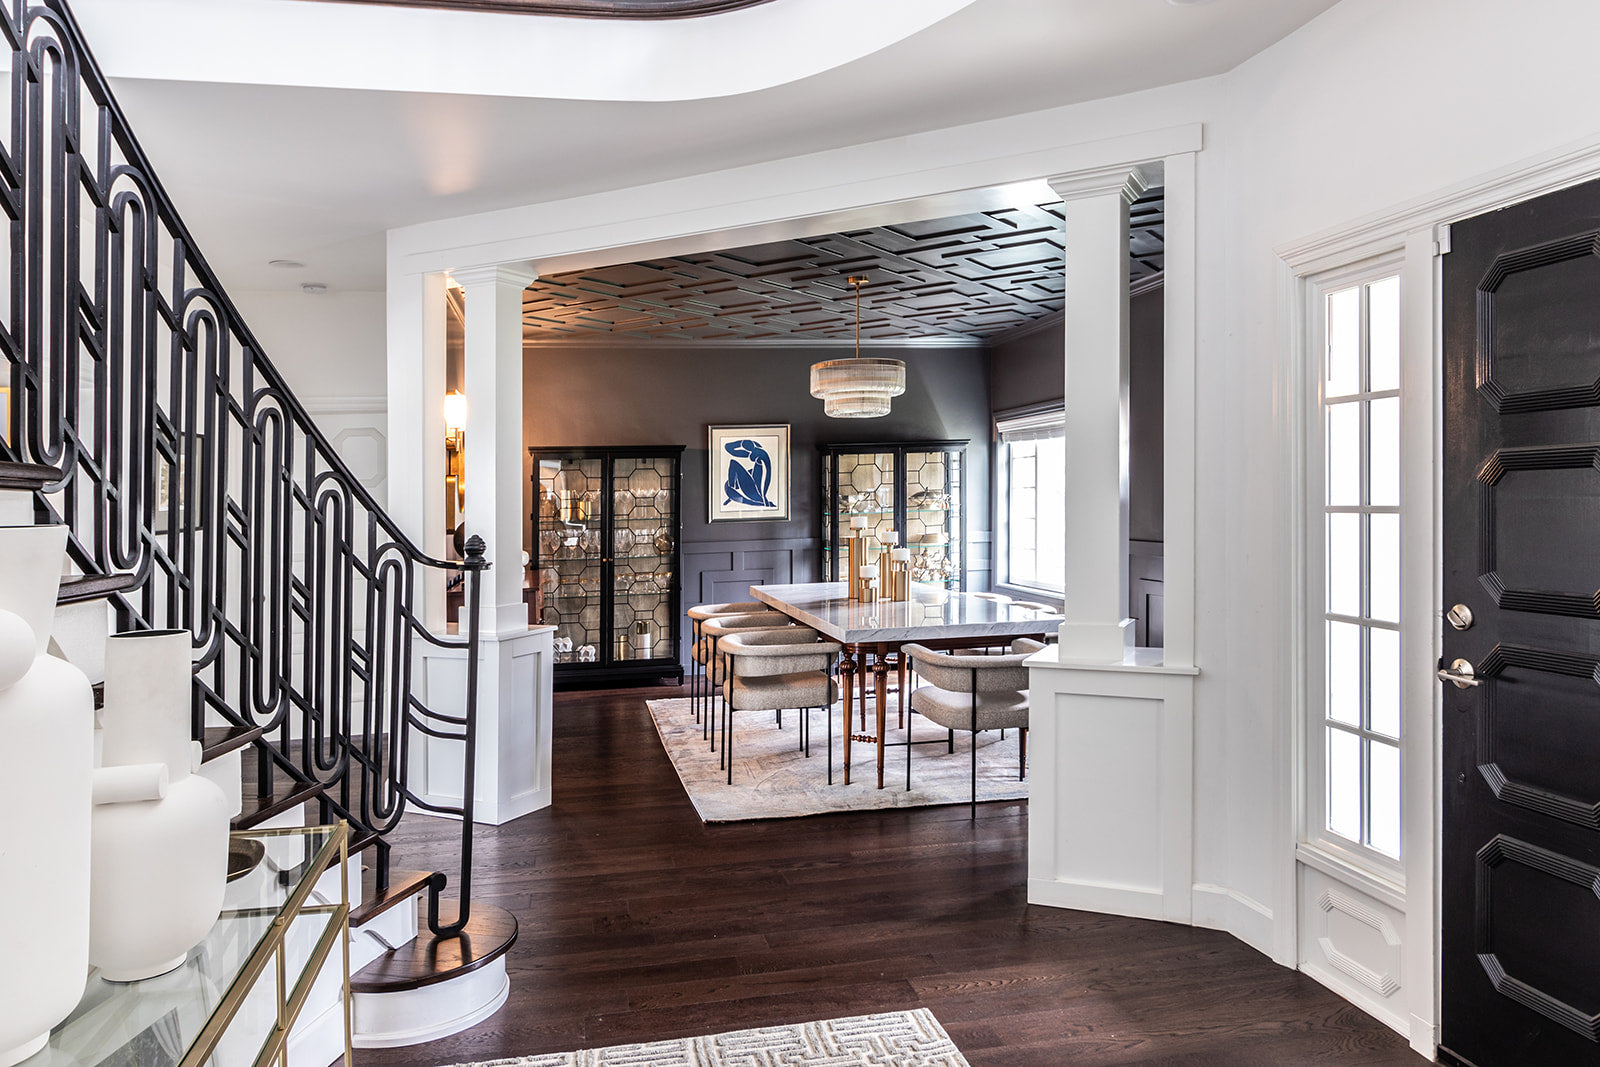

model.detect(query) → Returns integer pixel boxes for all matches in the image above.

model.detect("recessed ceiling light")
[269,259,306,269]
[301,283,328,295]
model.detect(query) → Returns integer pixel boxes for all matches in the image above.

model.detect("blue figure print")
[723,439,776,509]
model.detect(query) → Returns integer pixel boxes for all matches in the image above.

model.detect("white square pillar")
[453,263,538,636]
[1048,165,1153,662]
[439,262,554,825]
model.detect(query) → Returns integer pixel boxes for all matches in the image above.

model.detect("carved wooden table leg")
[873,653,890,789]
[839,651,857,786]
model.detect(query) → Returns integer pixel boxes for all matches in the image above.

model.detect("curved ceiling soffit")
[70,0,982,102]
[316,0,776,18]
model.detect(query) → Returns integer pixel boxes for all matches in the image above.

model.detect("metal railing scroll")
[0,0,487,931]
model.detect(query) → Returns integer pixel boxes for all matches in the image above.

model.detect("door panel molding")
[1475,835,1600,1041]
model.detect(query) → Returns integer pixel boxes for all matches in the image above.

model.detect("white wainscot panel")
[411,627,554,825]
[1298,865,1408,1035]
[1027,650,1197,923]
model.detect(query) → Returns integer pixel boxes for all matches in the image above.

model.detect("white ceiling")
[97,0,1339,293]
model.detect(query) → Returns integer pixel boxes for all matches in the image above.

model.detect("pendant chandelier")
[810,276,905,418]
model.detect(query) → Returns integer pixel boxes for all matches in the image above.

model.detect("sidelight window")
[1316,274,1402,862]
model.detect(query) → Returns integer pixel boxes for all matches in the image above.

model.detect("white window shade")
[996,407,1065,443]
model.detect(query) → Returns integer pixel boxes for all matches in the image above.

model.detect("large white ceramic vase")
[0,525,94,1067]
[90,628,230,982]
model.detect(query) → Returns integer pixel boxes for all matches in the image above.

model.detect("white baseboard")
[1301,961,1409,1037]
[1191,882,1275,957]
[1027,876,1166,921]
[1409,1013,1438,1059]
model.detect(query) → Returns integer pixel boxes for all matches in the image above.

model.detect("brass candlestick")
[846,531,861,600]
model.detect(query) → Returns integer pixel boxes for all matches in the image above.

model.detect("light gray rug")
[450,1009,969,1066]
[646,696,1028,823]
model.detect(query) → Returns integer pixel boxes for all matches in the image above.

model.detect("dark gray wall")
[520,342,993,657]
[985,288,1164,643]
[986,290,1163,542]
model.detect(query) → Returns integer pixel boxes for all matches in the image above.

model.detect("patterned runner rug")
[448,1009,969,1066]
[646,696,1027,823]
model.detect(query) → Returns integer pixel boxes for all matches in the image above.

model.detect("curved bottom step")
[350,901,517,1049]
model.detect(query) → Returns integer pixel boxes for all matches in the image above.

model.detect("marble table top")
[751,582,1064,645]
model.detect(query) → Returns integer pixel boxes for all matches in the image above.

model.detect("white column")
[453,263,538,636]
[438,262,553,826]
[1049,165,1152,662]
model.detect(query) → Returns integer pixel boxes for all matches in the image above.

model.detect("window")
[997,408,1065,594]
[1314,273,1402,863]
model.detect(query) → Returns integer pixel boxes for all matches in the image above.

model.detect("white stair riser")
[352,959,510,1049]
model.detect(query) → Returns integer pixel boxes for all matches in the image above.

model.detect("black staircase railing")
[0,0,488,936]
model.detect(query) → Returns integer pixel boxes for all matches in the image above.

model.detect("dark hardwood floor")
[359,684,1428,1066]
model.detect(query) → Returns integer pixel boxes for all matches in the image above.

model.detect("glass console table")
[37,823,351,1067]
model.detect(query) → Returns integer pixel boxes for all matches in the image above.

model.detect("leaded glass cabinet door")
[819,441,967,589]
[823,449,898,580]
[904,447,963,589]
[609,454,678,668]
[530,446,683,685]
[531,454,605,667]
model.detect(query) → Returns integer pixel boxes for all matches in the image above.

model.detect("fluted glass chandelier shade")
[810,276,906,419]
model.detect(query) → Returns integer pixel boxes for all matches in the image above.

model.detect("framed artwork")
[708,424,790,522]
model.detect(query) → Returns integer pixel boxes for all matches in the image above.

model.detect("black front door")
[1442,179,1600,1065]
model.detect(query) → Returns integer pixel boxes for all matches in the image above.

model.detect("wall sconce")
[443,390,467,533]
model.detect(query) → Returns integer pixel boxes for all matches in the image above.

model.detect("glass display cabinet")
[820,440,967,590]
[529,446,685,685]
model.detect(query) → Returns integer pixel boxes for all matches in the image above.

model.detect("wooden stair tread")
[202,723,265,762]
[57,571,140,604]
[234,782,324,829]
[351,900,516,993]
[0,460,62,491]
[351,868,436,927]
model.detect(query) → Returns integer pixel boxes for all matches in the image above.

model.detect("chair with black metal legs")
[900,638,1044,819]
[696,611,799,746]
[686,601,765,725]
[717,628,841,786]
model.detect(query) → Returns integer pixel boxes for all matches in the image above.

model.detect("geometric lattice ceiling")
[521,191,1163,342]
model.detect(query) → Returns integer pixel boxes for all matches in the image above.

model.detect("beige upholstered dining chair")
[695,611,798,745]
[716,628,841,786]
[685,601,765,725]
[900,637,1046,819]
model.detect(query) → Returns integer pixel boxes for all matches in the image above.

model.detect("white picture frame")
[707,424,790,523]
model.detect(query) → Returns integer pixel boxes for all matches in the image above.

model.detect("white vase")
[0,525,95,1067]
[90,629,230,983]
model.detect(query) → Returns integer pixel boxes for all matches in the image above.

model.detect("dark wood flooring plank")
[356,684,1426,1066]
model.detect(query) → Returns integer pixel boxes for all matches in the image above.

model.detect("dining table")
[749,582,1065,788]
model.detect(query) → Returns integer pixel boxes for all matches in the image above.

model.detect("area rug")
[645,695,1028,823]
[448,1009,969,1066]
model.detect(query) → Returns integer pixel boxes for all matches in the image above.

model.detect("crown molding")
[450,263,540,289]
[1048,162,1161,204]
[987,310,1064,347]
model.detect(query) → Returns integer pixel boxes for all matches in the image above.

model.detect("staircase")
[0,0,514,1049]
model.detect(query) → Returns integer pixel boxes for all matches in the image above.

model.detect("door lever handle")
[1437,659,1482,689]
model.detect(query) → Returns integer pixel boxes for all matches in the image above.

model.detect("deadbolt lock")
[1446,604,1474,630]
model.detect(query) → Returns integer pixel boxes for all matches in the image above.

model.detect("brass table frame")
[180,822,353,1067]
